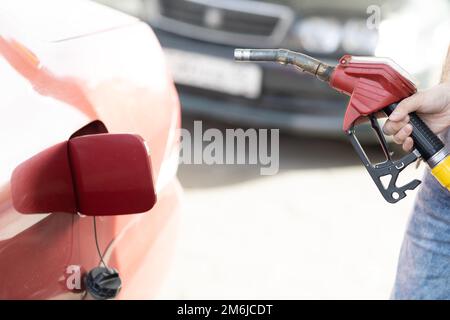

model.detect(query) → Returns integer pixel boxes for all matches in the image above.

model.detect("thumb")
[389,92,424,121]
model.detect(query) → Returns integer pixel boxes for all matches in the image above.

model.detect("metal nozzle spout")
[234,49,252,61]
[234,48,334,82]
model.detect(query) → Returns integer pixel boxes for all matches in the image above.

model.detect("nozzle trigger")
[347,116,421,203]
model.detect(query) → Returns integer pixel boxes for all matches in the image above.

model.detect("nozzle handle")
[384,103,446,163]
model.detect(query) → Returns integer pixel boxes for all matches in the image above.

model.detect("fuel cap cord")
[84,217,122,300]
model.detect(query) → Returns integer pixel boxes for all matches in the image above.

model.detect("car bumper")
[180,91,347,137]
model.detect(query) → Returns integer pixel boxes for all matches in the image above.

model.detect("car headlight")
[93,0,144,18]
[294,17,342,54]
[342,19,378,54]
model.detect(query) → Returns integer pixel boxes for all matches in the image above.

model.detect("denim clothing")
[392,129,450,299]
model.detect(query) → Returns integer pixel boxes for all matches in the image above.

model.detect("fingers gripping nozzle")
[234,48,334,82]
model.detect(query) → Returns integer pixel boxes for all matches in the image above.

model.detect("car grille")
[160,0,278,36]
[152,0,294,47]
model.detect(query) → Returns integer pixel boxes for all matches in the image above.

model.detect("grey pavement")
[157,116,421,299]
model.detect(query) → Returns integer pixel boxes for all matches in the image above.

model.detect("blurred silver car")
[96,0,450,138]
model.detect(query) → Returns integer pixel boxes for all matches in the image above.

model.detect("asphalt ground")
[157,115,422,299]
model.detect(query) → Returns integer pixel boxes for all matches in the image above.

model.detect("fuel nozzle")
[234,48,334,82]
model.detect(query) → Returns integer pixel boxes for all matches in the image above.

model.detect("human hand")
[383,82,450,151]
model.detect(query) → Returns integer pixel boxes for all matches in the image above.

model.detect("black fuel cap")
[85,266,122,300]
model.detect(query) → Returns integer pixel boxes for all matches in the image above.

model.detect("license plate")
[163,48,262,99]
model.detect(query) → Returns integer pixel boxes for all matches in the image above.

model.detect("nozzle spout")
[234,48,334,82]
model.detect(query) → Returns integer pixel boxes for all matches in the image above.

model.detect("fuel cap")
[85,266,122,300]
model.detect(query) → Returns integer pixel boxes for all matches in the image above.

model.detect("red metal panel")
[11,141,76,214]
[69,134,156,216]
[0,0,181,299]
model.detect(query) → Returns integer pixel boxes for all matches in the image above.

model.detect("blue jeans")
[392,130,450,299]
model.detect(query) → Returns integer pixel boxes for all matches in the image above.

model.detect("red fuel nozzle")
[234,48,450,203]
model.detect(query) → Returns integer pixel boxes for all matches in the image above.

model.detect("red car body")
[0,0,182,299]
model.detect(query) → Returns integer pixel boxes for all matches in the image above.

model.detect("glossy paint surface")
[69,134,157,216]
[0,0,181,299]
[11,141,77,214]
